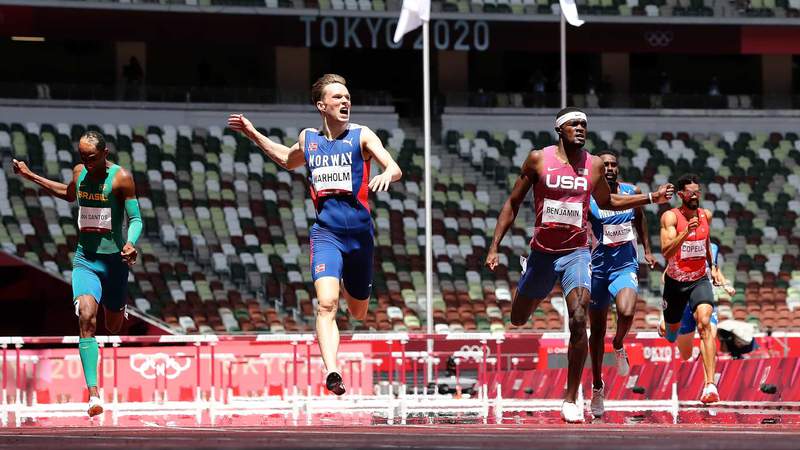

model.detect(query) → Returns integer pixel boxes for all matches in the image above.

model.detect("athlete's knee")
[679,347,692,361]
[695,307,712,329]
[77,298,97,336]
[77,297,96,322]
[616,302,635,319]
[568,312,588,339]
[316,296,339,316]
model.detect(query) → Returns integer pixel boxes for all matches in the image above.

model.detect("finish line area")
[0,333,797,448]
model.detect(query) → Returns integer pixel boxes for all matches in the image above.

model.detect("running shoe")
[87,396,104,417]
[325,371,346,396]
[591,382,605,418]
[615,346,630,377]
[700,383,719,404]
[560,401,585,423]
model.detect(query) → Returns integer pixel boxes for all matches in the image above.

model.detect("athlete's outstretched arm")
[361,127,402,192]
[115,168,142,266]
[227,113,304,170]
[659,210,691,261]
[591,157,674,211]
[633,185,656,269]
[13,159,80,202]
[703,208,725,286]
[485,151,539,271]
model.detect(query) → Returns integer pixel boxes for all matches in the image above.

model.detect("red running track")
[1,411,799,450]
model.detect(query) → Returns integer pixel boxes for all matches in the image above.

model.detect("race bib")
[680,239,706,260]
[542,199,582,227]
[602,222,635,246]
[78,206,112,233]
[311,165,352,193]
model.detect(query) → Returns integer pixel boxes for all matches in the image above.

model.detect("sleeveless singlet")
[589,182,639,275]
[303,124,372,234]
[530,145,594,253]
[665,208,710,282]
[77,164,125,254]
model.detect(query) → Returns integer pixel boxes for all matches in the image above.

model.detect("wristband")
[648,192,654,204]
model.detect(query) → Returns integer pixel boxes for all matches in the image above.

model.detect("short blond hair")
[311,74,347,104]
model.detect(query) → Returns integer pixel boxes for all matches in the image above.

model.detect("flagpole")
[422,19,434,384]
[560,12,567,109]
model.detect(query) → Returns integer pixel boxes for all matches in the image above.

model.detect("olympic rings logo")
[644,31,674,48]
[130,352,192,380]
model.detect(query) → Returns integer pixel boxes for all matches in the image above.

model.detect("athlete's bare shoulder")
[660,209,677,225]
[113,165,134,183]
[522,148,545,177]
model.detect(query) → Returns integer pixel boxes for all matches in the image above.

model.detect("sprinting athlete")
[672,238,736,360]
[228,74,402,395]
[13,131,142,417]
[587,149,656,418]
[485,107,674,423]
[659,173,723,404]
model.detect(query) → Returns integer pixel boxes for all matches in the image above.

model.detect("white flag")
[558,0,585,27]
[392,0,431,44]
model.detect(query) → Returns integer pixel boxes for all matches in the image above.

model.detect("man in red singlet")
[485,107,675,423]
[660,173,723,404]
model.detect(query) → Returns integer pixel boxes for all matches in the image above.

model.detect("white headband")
[555,111,588,128]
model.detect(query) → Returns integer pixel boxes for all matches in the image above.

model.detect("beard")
[685,200,699,210]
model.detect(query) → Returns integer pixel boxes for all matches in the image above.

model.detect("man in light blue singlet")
[587,149,656,418]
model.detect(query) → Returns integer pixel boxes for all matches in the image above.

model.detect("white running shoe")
[560,401,585,423]
[700,383,720,404]
[615,346,630,377]
[87,396,104,417]
[590,382,605,418]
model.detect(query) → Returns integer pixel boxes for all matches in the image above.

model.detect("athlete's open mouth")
[340,107,349,115]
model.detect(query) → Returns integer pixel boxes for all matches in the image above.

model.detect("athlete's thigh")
[688,279,715,314]
[609,268,638,314]
[608,268,639,299]
[678,303,696,335]
[341,230,374,301]
[589,274,612,311]
[100,254,129,312]
[662,276,690,325]
[72,250,103,311]
[555,248,592,300]
[516,250,558,302]
[310,224,345,285]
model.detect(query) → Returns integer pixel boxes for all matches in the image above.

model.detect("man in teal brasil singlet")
[13,130,143,417]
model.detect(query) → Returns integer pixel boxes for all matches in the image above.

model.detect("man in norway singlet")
[485,107,674,423]
[228,74,402,397]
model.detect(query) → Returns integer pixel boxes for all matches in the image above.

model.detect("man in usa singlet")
[485,107,674,423]
[13,131,143,418]
[586,149,656,418]
[228,74,402,396]
[659,173,723,404]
